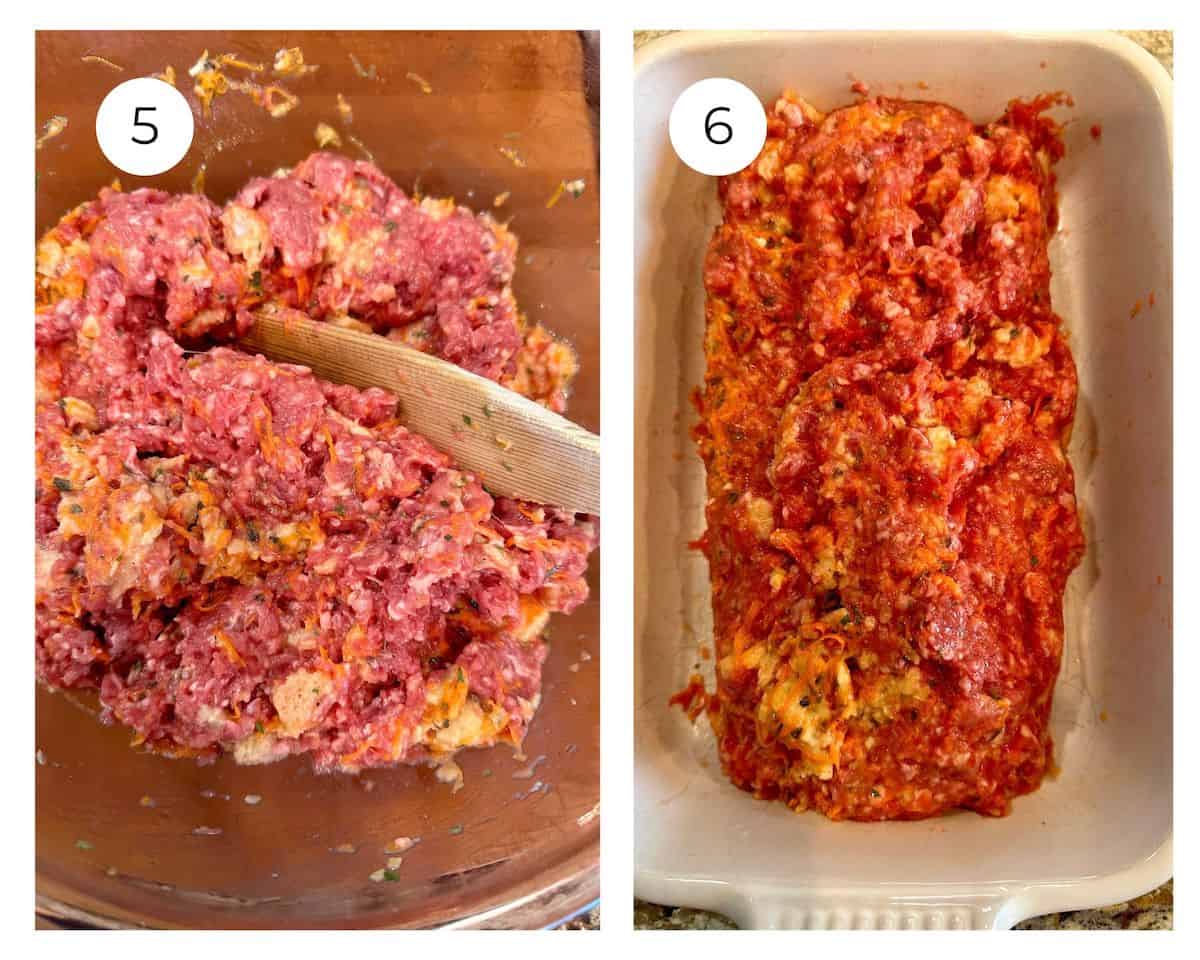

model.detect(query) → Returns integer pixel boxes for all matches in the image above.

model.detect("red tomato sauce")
[691,94,1083,820]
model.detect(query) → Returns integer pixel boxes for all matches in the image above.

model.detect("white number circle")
[668,77,767,177]
[95,77,195,177]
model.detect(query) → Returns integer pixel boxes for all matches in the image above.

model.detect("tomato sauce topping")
[693,94,1083,819]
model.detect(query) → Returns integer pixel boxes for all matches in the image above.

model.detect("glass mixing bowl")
[35,29,600,929]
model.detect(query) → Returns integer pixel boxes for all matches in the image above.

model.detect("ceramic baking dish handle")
[722,891,1016,930]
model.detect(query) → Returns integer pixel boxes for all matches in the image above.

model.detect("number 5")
[131,106,158,145]
[705,107,733,145]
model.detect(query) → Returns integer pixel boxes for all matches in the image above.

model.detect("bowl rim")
[37,841,599,929]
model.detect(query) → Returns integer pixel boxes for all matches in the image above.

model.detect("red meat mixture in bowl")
[35,153,596,773]
[689,93,1083,820]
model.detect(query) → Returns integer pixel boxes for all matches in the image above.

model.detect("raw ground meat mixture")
[687,93,1084,819]
[35,152,596,772]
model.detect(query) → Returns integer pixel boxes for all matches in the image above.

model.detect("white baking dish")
[634,31,1172,930]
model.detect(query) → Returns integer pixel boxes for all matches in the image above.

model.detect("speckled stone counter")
[558,905,601,930]
[631,28,1172,933]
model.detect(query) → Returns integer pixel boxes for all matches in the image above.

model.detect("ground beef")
[35,155,597,771]
[38,151,577,410]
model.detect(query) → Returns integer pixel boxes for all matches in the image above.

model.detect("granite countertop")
[631,28,1172,933]
[558,905,601,930]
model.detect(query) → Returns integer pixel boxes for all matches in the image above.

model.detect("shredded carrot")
[254,406,279,464]
[296,270,311,307]
[340,741,371,765]
[220,54,265,73]
[193,592,222,612]
[497,145,526,168]
[390,718,411,755]
[164,519,193,539]
[732,600,763,657]
[405,71,433,94]
[81,54,123,72]
[214,629,245,667]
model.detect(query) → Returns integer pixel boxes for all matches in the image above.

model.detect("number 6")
[705,107,733,146]
[132,106,158,145]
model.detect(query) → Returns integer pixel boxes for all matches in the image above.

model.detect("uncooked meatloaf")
[692,93,1084,820]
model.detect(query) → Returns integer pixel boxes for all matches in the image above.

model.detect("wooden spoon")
[240,311,600,515]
